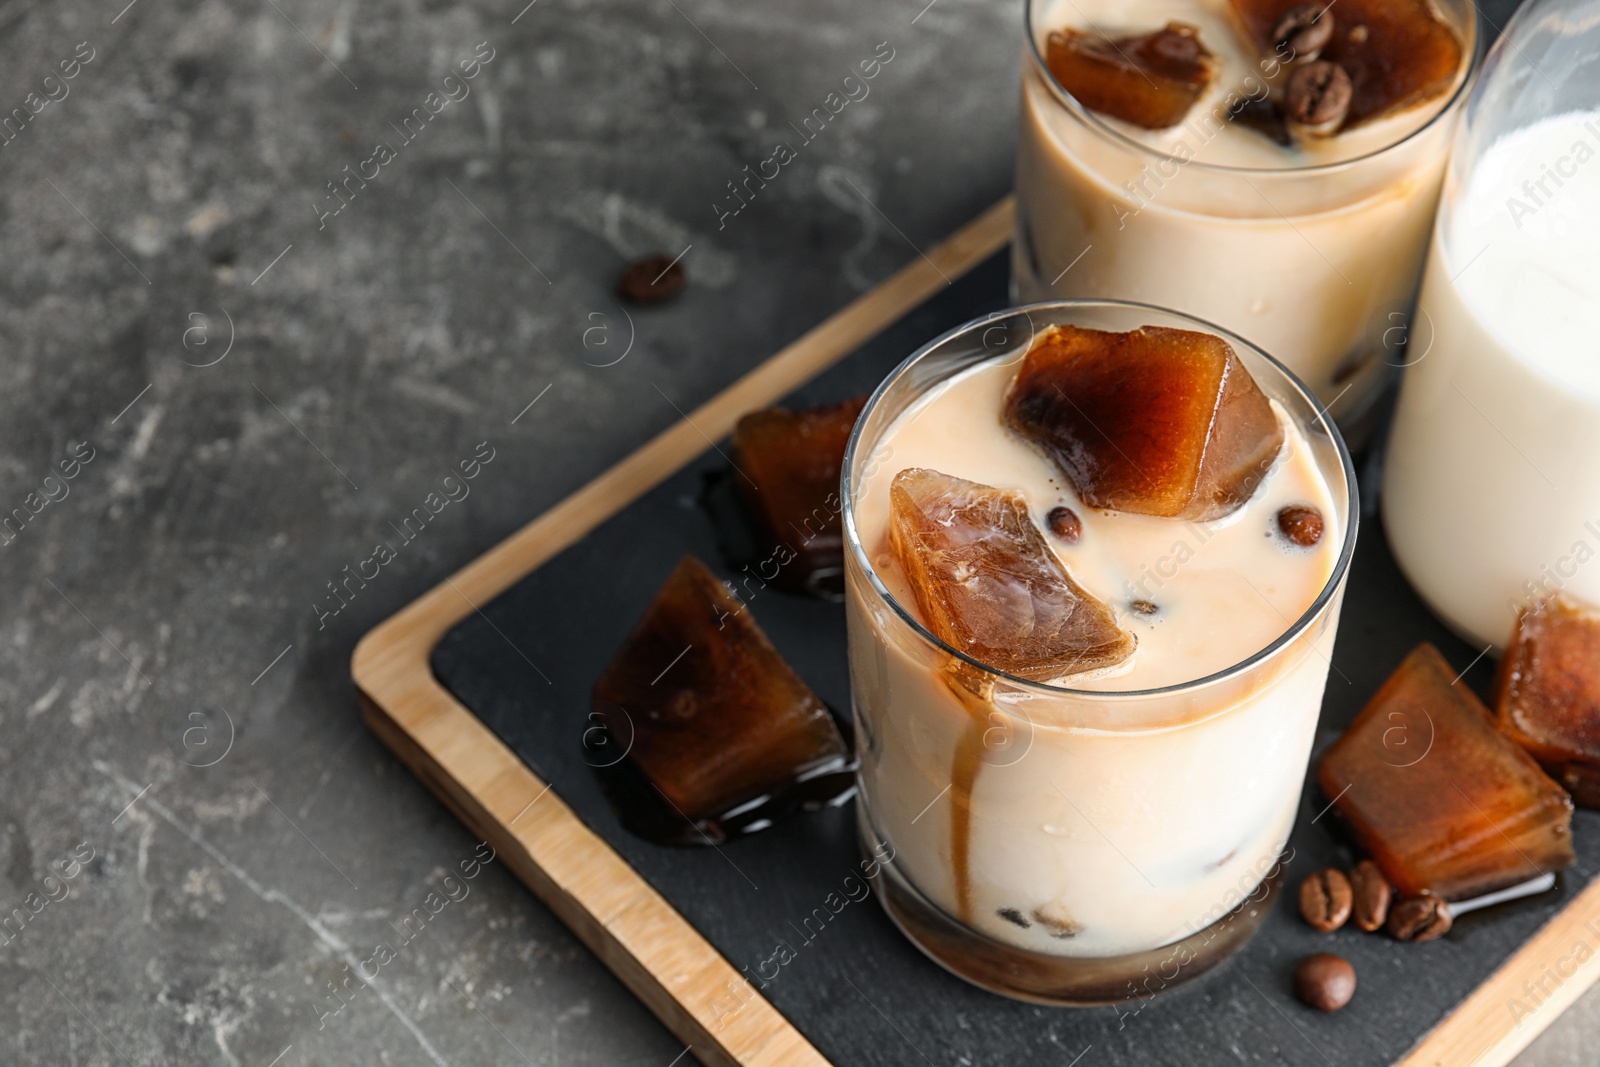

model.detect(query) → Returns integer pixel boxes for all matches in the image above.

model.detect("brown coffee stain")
[944,664,995,924]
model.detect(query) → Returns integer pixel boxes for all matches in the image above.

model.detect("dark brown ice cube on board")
[591,556,849,835]
[1045,22,1216,129]
[888,468,1135,681]
[1232,0,1465,129]
[1318,643,1574,901]
[1003,325,1284,521]
[729,396,866,595]
[1496,598,1600,807]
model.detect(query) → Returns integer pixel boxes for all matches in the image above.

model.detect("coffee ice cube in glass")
[1232,0,1466,129]
[1045,21,1216,129]
[887,467,1134,681]
[1003,325,1283,521]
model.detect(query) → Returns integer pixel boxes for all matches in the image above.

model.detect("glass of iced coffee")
[1014,0,1479,437]
[843,301,1356,1004]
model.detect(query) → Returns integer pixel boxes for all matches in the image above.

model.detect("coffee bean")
[1286,60,1353,130]
[1298,868,1353,932]
[1278,504,1325,547]
[1350,860,1392,932]
[1294,953,1356,1011]
[1046,505,1083,542]
[618,255,686,304]
[1388,892,1453,942]
[1272,2,1335,58]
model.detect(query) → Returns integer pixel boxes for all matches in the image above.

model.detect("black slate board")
[432,229,1600,1065]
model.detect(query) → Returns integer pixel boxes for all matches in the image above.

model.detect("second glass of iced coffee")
[1015,0,1479,435]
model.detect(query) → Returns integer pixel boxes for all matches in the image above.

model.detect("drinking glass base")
[861,814,1283,1007]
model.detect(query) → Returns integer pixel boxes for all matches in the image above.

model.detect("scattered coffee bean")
[1047,505,1083,543]
[1294,953,1356,1011]
[1350,859,1392,932]
[1278,504,1325,547]
[1298,867,1353,932]
[618,254,686,304]
[1271,2,1335,58]
[1388,892,1453,942]
[1286,60,1353,131]
[1228,96,1292,147]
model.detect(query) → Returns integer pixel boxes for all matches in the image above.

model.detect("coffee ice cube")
[888,468,1135,681]
[1233,0,1465,129]
[1318,643,1574,901]
[1045,22,1216,129]
[1003,325,1283,521]
[591,556,850,841]
[1496,598,1600,807]
[730,396,866,595]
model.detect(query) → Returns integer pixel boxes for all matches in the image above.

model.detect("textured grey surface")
[0,0,1586,1064]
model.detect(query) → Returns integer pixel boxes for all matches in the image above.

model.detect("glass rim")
[1022,0,1483,178]
[839,298,1361,701]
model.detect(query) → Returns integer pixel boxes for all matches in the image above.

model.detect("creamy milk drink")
[1384,109,1600,649]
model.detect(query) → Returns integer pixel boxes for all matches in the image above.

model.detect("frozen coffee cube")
[1318,643,1574,901]
[888,468,1135,681]
[1046,22,1216,129]
[591,556,849,831]
[730,396,866,594]
[1496,598,1600,807]
[1003,325,1284,521]
[1233,0,1464,129]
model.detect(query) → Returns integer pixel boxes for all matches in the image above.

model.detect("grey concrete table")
[0,0,1585,1063]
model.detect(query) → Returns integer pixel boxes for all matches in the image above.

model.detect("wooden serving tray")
[353,198,1600,1067]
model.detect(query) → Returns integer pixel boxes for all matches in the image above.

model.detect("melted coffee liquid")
[946,680,994,923]
[699,467,847,601]
[587,715,858,847]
